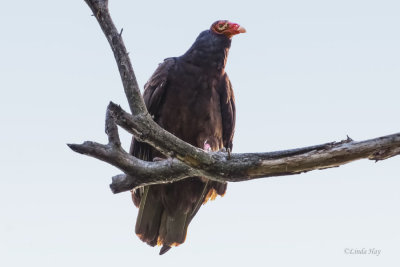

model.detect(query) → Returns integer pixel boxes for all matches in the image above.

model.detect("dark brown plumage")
[130,20,244,254]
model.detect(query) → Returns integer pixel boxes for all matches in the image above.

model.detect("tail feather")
[159,245,171,255]
[135,186,163,246]
[135,178,227,254]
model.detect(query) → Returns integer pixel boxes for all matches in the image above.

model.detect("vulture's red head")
[210,20,246,38]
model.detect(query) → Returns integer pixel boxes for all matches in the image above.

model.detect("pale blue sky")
[1,0,399,266]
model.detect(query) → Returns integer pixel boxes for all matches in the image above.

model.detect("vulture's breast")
[157,62,224,150]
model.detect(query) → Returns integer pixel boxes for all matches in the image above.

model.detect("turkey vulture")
[130,20,245,255]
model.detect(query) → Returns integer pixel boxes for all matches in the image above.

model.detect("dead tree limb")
[68,102,400,193]
[84,0,146,116]
[70,0,400,194]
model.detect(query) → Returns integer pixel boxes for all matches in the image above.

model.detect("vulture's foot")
[203,140,212,152]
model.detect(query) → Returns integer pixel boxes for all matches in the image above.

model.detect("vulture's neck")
[180,30,232,74]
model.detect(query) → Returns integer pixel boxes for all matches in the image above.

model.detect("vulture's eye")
[217,23,227,31]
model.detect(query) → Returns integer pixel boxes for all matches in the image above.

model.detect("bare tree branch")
[68,141,200,193]
[105,107,121,147]
[106,102,219,167]
[68,102,400,193]
[84,0,146,116]
[71,0,400,194]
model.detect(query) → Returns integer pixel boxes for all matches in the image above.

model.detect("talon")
[227,148,231,160]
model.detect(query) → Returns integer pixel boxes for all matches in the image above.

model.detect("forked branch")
[69,103,400,193]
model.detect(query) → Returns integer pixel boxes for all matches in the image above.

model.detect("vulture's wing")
[219,73,236,151]
[130,58,176,207]
[142,58,176,119]
[130,57,176,157]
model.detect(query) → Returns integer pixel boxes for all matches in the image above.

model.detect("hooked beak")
[237,25,246,33]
